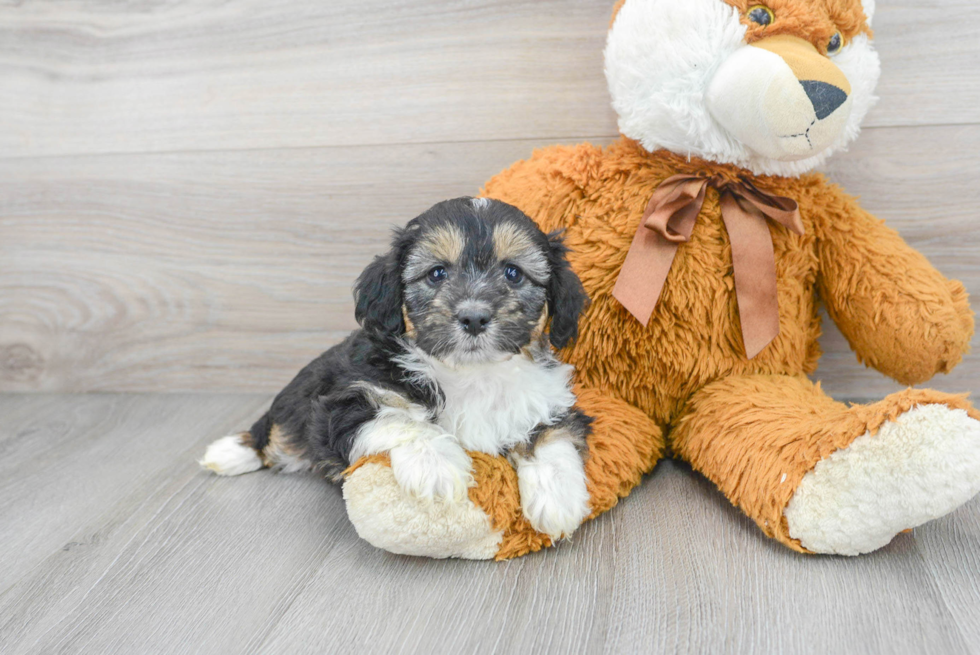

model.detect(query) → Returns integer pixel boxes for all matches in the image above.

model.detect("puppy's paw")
[200,434,263,476]
[516,440,590,541]
[390,434,474,503]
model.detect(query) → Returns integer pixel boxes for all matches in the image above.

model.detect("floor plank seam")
[242,530,346,655]
[0,134,618,165]
[912,538,978,655]
[27,474,211,653]
[2,121,979,166]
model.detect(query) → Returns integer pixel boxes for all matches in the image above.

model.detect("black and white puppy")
[201,198,593,539]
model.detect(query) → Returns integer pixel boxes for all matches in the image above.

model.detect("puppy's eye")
[747,5,774,26]
[504,264,524,284]
[827,31,843,54]
[427,266,448,284]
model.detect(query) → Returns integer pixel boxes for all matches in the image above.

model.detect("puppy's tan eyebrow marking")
[421,224,465,264]
[493,222,535,262]
[404,223,466,282]
[493,222,549,282]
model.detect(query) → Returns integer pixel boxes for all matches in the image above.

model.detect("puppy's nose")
[457,308,491,336]
[800,80,848,120]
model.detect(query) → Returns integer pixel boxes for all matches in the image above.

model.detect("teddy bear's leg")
[342,386,664,560]
[671,374,980,555]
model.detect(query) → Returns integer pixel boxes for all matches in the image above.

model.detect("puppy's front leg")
[510,410,592,541]
[348,391,473,503]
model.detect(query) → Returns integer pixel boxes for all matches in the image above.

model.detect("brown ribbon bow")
[612,174,805,359]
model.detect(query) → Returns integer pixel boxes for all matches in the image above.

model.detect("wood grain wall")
[1,0,978,396]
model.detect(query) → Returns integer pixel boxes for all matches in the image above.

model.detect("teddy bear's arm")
[342,385,666,561]
[812,185,974,386]
[480,143,605,233]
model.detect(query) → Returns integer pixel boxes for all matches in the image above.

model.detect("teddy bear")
[341,0,980,559]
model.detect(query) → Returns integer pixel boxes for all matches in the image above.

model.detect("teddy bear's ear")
[546,232,589,350]
[610,0,627,29]
[862,0,876,26]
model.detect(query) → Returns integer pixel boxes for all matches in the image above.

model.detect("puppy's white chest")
[432,357,576,454]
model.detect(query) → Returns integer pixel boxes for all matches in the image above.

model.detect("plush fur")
[605,0,880,176]
[340,0,980,560]
[344,460,505,559]
[202,198,595,542]
[784,404,980,555]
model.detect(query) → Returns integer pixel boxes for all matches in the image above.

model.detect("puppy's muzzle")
[457,306,492,336]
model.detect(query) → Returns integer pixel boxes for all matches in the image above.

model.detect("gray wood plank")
[0,0,977,160]
[0,461,212,653]
[871,2,980,128]
[0,0,616,159]
[0,394,69,444]
[0,393,269,593]
[0,393,341,655]
[913,495,980,646]
[0,138,561,393]
[254,503,618,655]
[8,463,350,655]
[2,125,978,397]
[2,394,979,654]
[601,462,974,655]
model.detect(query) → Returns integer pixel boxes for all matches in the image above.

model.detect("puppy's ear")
[546,231,588,349]
[353,246,404,338]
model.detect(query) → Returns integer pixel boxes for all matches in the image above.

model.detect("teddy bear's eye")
[747,5,775,26]
[827,31,843,55]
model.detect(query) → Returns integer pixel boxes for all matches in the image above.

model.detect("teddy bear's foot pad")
[784,404,980,555]
[344,462,503,559]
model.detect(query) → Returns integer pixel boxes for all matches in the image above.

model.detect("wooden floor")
[2,0,979,399]
[1,393,978,655]
[3,1,980,653]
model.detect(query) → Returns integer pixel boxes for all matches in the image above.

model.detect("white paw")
[389,434,474,503]
[200,434,263,476]
[785,404,980,555]
[516,440,591,541]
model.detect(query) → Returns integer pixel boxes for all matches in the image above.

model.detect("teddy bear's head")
[605,0,880,177]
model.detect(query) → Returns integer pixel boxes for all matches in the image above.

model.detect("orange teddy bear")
[343,0,980,559]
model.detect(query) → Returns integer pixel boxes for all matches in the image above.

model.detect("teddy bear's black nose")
[800,80,848,120]
[458,308,492,336]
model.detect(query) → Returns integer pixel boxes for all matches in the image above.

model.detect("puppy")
[201,197,592,540]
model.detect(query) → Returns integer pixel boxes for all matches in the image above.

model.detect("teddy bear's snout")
[706,34,853,162]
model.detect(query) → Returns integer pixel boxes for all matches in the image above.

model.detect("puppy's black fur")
[246,331,441,479]
[242,197,589,481]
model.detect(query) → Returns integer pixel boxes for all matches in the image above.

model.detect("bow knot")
[613,174,805,359]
